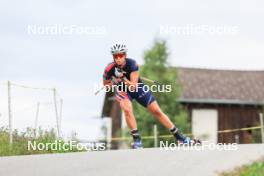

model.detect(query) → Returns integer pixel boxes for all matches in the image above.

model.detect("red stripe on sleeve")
[105,63,116,72]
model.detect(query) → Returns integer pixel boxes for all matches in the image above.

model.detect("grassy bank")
[220,158,264,176]
[0,127,80,156]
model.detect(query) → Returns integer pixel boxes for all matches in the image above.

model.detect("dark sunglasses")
[113,53,125,59]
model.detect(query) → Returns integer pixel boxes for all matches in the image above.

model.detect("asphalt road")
[0,144,264,176]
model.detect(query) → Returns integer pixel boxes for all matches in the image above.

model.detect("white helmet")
[110,43,127,54]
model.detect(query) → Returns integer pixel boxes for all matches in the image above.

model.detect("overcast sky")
[0,0,263,140]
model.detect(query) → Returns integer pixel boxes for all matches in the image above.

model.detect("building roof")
[177,67,264,105]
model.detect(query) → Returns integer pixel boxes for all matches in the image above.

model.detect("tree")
[133,40,190,147]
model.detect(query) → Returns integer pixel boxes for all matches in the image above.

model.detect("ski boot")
[131,139,143,149]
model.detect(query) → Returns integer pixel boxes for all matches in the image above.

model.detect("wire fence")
[0,80,63,144]
[108,125,263,141]
[10,82,54,91]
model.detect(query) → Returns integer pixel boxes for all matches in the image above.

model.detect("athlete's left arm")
[124,71,139,90]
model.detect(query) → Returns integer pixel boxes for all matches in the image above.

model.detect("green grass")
[0,127,80,156]
[220,158,264,176]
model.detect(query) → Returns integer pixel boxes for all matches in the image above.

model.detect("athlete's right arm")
[103,64,122,87]
[103,69,113,86]
[103,79,112,86]
[103,65,116,87]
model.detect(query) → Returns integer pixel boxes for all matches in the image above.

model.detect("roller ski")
[178,137,202,145]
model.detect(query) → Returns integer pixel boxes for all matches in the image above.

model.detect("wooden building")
[102,67,264,145]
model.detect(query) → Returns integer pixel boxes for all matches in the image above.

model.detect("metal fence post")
[7,81,13,145]
[259,113,264,143]
[34,102,40,138]
[153,125,158,148]
[53,88,61,138]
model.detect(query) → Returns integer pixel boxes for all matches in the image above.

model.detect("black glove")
[111,76,122,85]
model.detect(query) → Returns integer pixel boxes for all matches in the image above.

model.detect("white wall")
[192,109,218,143]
